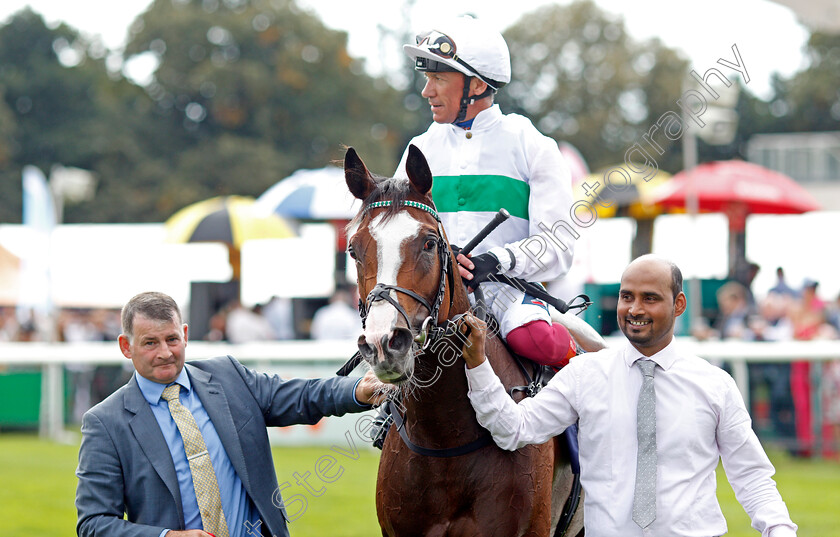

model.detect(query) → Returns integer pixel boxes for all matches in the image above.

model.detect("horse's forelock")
[348,175,412,229]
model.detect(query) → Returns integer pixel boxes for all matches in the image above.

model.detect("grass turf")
[1,432,836,536]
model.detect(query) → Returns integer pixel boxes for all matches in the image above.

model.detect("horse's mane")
[348,174,412,229]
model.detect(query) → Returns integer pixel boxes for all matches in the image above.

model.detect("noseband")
[357,200,455,349]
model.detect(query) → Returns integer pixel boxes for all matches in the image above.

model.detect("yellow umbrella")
[572,177,617,219]
[165,196,295,280]
[627,171,672,220]
[165,195,295,248]
[573,167,672,220]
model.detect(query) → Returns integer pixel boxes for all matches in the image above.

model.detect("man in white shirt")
[310,286,361,340]
[461,254,798,537]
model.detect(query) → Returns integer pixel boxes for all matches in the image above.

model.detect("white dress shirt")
[466,338,797,537]
[310,301,362,340]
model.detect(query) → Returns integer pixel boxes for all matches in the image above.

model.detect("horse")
[343,144,587,537]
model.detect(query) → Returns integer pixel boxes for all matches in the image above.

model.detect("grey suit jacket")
[76,355,368,537]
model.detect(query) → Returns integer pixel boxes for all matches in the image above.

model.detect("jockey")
[396,15,579,368]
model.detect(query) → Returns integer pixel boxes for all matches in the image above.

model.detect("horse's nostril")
[388,328,413,354]
[357,335,376,361]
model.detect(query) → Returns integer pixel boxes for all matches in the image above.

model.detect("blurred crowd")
[0,306,123,343]
[1,306,131,423]
[0,287,361,425]
[203,285,361,343]
[692,266,840,342]
[0,286,362,345]
[4,275,837,458]
[692,266,840,460]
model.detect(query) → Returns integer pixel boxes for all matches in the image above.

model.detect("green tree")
[0,85,15,163]
[120,0,412,219]
[498,0,689,172]
[1,2,417,224]
[697,32,840,165]
[0,85,19,221]
[771,31,840,133]
[0,8,149,223]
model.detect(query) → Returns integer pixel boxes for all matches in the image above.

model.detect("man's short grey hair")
[121,292,182,341]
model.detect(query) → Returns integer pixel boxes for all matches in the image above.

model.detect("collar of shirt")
[136,367,192,406]
[621,337,680,372]
[445,104,502,134]
[455,118,475,130]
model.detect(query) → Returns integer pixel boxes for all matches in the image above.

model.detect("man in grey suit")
[76,291,384,537]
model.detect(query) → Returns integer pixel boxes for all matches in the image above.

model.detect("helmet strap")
[454,76,472,124]
[453,75,495,124]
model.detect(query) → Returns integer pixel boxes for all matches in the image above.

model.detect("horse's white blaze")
[346,221,360,240]
[365,212,421,355]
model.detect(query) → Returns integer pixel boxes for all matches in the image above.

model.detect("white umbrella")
[255,167,362,220]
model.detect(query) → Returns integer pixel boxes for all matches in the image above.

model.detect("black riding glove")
[463,252,502,291]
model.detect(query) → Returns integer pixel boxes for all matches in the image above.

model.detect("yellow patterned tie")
[161,384,230,537]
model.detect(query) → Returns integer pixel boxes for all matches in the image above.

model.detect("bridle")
[357,199,457,350]
[355,198,494,458]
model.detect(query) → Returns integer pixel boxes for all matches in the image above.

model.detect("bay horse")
[344,145,585,537]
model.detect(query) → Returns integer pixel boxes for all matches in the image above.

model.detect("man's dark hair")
[121,292,182,340]
[669,261,683,302]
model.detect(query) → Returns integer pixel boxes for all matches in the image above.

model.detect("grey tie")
[633,359,657,528]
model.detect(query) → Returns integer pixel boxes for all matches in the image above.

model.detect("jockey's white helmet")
[403,16,511,91]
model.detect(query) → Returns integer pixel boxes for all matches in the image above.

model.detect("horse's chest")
[376,447,545,537]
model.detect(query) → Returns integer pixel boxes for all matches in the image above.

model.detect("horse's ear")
[406,145,433,196]
[344,147,375,200]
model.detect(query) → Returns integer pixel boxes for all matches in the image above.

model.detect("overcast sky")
[0,0,811,98]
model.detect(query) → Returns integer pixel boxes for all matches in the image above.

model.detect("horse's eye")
[423,238,437,251]
[347,245,357,260]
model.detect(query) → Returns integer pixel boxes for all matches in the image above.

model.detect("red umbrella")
[651,160,820,217]
[650,160,820,285]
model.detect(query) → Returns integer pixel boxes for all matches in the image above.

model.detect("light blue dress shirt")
[137,369,261,537]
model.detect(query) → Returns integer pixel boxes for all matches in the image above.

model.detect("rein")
[384,398,492,457]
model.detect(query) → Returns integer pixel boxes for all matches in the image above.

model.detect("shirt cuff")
[768,524,798,537]
[464,359,497,391]
[352,377,373,408]
[488,246,514,274]
[160,530,170,537]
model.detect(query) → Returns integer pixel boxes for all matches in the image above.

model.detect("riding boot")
[550,308,607,352]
